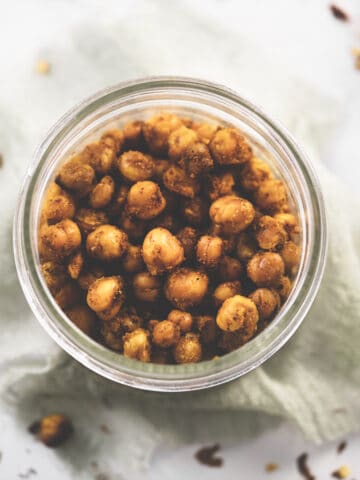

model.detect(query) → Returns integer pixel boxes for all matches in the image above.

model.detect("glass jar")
[13,77,327,392]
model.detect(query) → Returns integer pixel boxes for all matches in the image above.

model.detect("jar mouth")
[13,76,327,392]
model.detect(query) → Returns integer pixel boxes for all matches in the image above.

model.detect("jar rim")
[13,76,327,392]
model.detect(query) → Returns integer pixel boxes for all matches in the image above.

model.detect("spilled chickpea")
[39,112,300,364]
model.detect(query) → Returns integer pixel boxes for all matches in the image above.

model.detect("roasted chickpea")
[43,183,76,224]
[193,123,219,144]
[216,295,259,333]
[41,261,67,293]
[147,319,159,334]
[82,139,117,174]
[196,235,223,267]
[117,151,155,182]
[210,128,252,165]
[123,120,144,149]
[209,195,255,234]
[106,185,130,217]
[165,268,209,310]
[167,309,193,333]
[247,252,285,287]
[195,316,218,345]
[239,157,272,191]
[77,264,104,290]
[40,219,81,259]
[217,256,243,282]
[67,250,84,280]
[66,304,97,336]
[119,212,147,240]
[57,157,95,197]
[123,328,151,362]
[88,176,115,209]
[236,232,257,262]
[168,125,198,161]
[152,320,180,348]
[179,142,213,178]
[274,213,300,239]
[142,228,184,275]
[275,275,292,299]
[254,179,287,212]
[254,215,287,250]
[127,181,166,220]
[174,333,202,364]
[74,208,109,236]
[176,227,198,259]
[133,272,162,302]
[163,166,199,198]
[87,275,124,321]
[249,288,280,321]
[280,241,300,274]
[182,197,209,226]
[29,414,73,447]
[207,172,236,201]
[143,113,183,155]
[121,244,144,273]
[213,281,242,307]
[86,225,128,261]
[54,282,82,310]
[101,128,124,153]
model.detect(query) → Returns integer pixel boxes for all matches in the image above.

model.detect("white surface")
[1,0,360,478]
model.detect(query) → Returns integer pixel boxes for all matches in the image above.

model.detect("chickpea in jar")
[209,195,255,234]
[88,175,115,209]
[117,151,155,182]
[168,310,193,333]
[127,180,166,220]
[176,227,198,259]
[217,256,243,282]
[179,142,213,178]
[247,252,285,287]
[209,127,252,165]
[121,244,144,273]
[42,183,76,224]
[163,165,199,199]
[168,125,198,161]
[239,157,272,192]
[87,275,124,321]
[213,281,242,307]
[123,120,145,149]
[254,179,287,212]
[57,157,95,197]
[142,227,184,275]
[174,332,202,364]
[152,320,180,348]
[254,215,287,250]
[216,295,259,334]
[133,272,162,303]
[249,288,280,321]
[74,208,109,236]
[123,328,151,362]
[143,113,183,155]
[182,197,209,226]
[66,304,97,337]
[86,225,128,261]
[40,219,81,259]
[196,235,223,267]
[165,268,209,310]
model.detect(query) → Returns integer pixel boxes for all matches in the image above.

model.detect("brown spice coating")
[117,151,155,182]
[77,264,104,291]
[280,241,300,273]
[236,232,257,262]
[176,227,198,259]
[217,256,243,282]
[249,288,280,321]
[179,142,213,178]
[29,414,73,448]
[152,320,181,348]
[133,272,162,302]
[213,281,242,307]
[207,172,235,201]
[240,157,271,191]
[210,195,255,234]
[247,252,285,287]
[182,197,209,226]
[168,309,193,333]
[86,225,128,261]
[275,275,292,299]
[193,123,219,144]
[86,275,124,320]
[254,179,287,212]
[209,128,252,165]
[74,208,109,236]
[254,215,287,250]
[174,332,202,363]
[123,120,144,149]
[106,185,129,217]
[67,250,84,280]
[41,219,82,259]
[168,125,198,161]
[41,261,68,294]
[143,113,183,155]
[216,295,259,333]
[123,328,151,362]
[196,235,223,267]
[82,139,117,175]
[43,183,76,224]
[274,212,300,239]
[142,227,184,275]
[66,304,97,336]
[121,244,145,273]
[165,268,209,310]
[101,311,143,350]
[163,166,199,198]
[127,180,166,220]
[57,157,95,197]
[101,128,124,153]
[89,175,115,209]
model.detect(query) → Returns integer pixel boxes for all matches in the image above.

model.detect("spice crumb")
[332,466,351,479]
[330,4,349,22]
[35,60,51,75]
[296,453,315,480]
[337,441,347,454]
[265,462,279,472]
[195,444,223,467]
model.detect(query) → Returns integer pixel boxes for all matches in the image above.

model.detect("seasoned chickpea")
[29,414,73,448]
[123,120,144,149]
[274,213,300,239]
[89,176,115,209]
[165,268,209,310]
[41,261,67,293]
[254,215,287,250]
[247,252,285,287]
[87,275,124,321]
[54,282,81,310]
[77,264,104,290]
[207,172,235,201]
[120,212,147,240]
[43,183,76,224]
[193,123,219,144]
[216,295,259,333]
[143,113,183,155]
[86,225,128,261]
[152,320,180,348]
[101,128,124,153]
[196,235,223,267]
[123,328,151,362]
[217,256,243,281]
[176,226,198,259]
[182,197,209,226]
[174,332,202,364]
[280,241,300,273]
[121,244,144,273]
[106,185,129,217]
[167,310,193,333]
[82,139,117,174]
[179,142,213,178]
[168,125,198,161]
[117,151,155,182]
[74,208,109,236]
[66,304,97,336]
[133,272,162,302]
[67,250,84,280]
[40,219,81,259]
[249,288,280,321]
[236,232,257,262]
[142,228,184,275]
[127,181,166,220]
[240,157,272,191]
[210,128,252,165]
[275,275,292,299]
[57,157,95,197]
[254,179,287,212]
[213,281,242,307]
[163,166,199,198]
[195,316,218,345]
[209,195,255,234]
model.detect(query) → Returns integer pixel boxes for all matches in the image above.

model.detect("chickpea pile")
[39,112,301,364]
